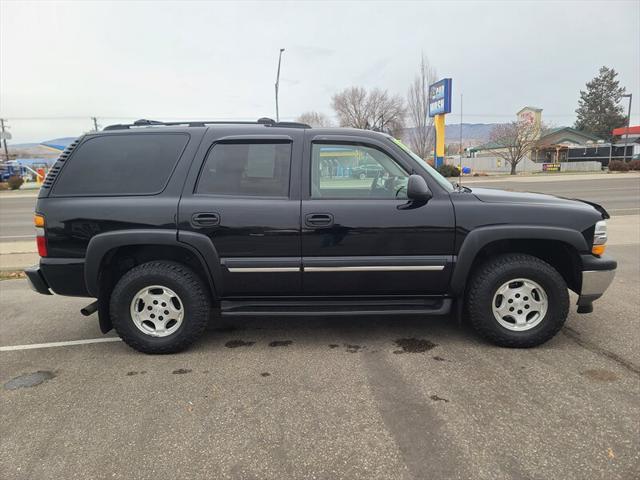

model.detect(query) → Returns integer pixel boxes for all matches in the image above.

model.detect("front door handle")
[305,213,334,228]
[191,212,220,227]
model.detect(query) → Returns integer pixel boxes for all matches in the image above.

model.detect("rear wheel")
[466,254,569,348]
[110,261,211,354]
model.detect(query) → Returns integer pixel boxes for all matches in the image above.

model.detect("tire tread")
[466,253,569,348]
[109,261,210,354]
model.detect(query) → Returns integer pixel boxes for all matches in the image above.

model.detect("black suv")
[26,118,616,354]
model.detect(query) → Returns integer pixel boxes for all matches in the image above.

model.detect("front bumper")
[25,265,52,295]
[577,254,617,308]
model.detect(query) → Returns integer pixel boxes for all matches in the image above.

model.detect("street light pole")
[275,48,285,122]
[0,118,10,162]
[622,93,632,161]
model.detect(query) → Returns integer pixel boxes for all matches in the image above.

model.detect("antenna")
[275,48,285,122]
[458,93,463,187]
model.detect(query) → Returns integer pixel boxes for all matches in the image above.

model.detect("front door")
[301,135,455,296]
[179,130,302,296]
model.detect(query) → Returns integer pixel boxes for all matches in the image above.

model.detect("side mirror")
[406,174,432,202]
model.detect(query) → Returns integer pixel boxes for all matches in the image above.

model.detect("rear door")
[301,133,455,296]
[178,128,303,296]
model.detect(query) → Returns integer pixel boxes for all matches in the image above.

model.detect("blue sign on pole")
[428,78,452,117]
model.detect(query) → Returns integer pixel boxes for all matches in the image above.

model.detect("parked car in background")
[351,163,385,179]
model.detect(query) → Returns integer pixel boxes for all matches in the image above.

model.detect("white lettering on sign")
[430,99,444,111]
[430,85,445,100]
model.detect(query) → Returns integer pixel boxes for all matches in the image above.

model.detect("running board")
[220,297,452,317]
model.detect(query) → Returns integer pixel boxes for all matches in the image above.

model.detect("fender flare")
[449,224,588,296]
[84,229,222,298]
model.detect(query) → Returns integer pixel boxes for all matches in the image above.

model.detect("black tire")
[466,253,569,348]
[110,261,211,354]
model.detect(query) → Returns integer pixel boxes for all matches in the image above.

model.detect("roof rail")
[103,118,310,131]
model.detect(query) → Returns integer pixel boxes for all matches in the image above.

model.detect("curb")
[0,191,39,199]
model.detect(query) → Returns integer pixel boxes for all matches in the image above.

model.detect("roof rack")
[103,118,310,131]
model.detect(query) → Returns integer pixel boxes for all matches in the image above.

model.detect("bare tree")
[331,86,405,136]
[296,111,332,127]
[407,55,437,159]
[488,120,542,175]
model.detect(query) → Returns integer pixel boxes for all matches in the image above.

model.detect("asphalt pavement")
[464,173,640,216]
[0,173,639,479]
[0,194,37,242]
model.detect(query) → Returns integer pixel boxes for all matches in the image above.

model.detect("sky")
[1,0,639,143]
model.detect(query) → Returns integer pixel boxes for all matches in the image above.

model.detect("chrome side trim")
[227,267,300,273]
[227,265,446,273]
[304,265,445,272]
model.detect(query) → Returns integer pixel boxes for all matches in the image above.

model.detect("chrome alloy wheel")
[491,278,548,332]
[129,285,184,337]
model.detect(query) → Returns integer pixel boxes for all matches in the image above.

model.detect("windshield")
[389,137,455,192]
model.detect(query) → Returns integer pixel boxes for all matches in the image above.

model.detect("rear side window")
[196,142,291,197]
[52,133,189,196]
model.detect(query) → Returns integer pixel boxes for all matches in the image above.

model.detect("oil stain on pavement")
[268,340,292,347]
[581,369,618,382]
[4,371,55,390]
[393,338,437,354]
[429,394,450,403]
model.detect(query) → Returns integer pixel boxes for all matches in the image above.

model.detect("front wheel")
[110,261,211,354]
[466,254,569,348]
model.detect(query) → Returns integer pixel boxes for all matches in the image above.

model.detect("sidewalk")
[0,190,40,199]
[0,241,38,271]
[462,172,640,183]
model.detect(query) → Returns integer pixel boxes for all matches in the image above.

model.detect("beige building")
[469,106,601,162]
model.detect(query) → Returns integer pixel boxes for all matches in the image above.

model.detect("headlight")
[592,220,607,256]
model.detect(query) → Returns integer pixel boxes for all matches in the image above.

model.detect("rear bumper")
[577,254,617,306]
[25,265,52,295]
[24,258,90,297]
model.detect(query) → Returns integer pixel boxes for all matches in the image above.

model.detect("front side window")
[197,142,291,197]
[311,143,409,199]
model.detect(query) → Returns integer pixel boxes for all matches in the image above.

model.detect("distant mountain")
[9,137,77,159]
[444,123,499,143]
[401,123,502,146]
[11,137,76,149]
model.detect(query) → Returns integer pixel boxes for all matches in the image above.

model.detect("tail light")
[34,214,47,257]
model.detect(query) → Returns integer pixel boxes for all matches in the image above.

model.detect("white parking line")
[0,337,122,352]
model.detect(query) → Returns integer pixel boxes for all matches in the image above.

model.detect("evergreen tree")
[575,66,627,141]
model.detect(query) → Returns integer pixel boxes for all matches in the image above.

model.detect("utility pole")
[621,93,632,161]
[0,118,10,162]
[91,116,99,132]
[275,48,285,122]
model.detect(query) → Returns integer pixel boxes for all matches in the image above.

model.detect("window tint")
[311,143,408,199]
[197,142,291,197]
[52,134,188,196]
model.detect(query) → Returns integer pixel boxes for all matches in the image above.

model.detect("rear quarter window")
[52,133,189,196]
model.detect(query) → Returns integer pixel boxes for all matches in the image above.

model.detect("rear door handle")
[305,213,334,228]
[191,212,220,227]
